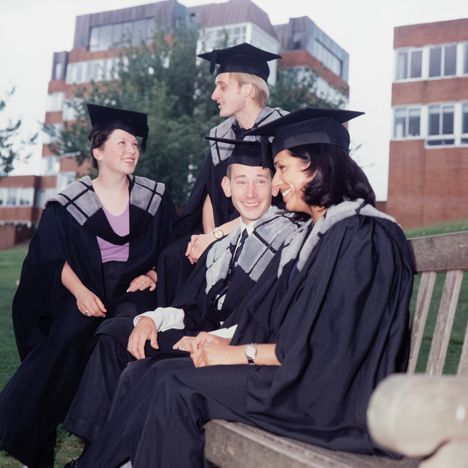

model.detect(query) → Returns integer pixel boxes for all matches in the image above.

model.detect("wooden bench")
[204,230,468,467]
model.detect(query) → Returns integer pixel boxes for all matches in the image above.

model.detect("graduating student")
[76,108,414,468]
[156,43,288,306]
[62,140,303,453]
[0,104,175,468]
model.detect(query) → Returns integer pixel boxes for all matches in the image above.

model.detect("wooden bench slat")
[458,323,468,377]
[409,232,468,272]
[408,271,436,374]
[426,270,464,375]
[204,420,418,468]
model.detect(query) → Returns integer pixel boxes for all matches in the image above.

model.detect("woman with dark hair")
[0,104,176,468]
[77,108,414,467]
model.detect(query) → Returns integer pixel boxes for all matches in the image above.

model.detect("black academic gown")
[63,233,259,443]
[79,214,414,468]
[0,177,175,468]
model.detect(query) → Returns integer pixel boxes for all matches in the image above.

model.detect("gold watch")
[212,227,224,240]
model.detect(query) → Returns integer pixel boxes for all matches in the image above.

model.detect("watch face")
[214,229,223,239]
[245,344,257,363]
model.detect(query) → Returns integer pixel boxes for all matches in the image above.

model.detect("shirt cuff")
[134,307,185,332]
[209,324,238,339]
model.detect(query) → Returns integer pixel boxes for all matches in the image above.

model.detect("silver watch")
[245,343,257,365]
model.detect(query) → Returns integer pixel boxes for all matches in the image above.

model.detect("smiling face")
[93,129,140,175]
[272,150,314,215]
[211,73,250,119]
[222,163,272,224]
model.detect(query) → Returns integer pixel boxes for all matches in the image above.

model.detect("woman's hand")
[61,261,106,317]
[75,285,107,317]
[190,343,245,368]
[185,234,214,264]
[127,270,157,292]
[173,331,231,353]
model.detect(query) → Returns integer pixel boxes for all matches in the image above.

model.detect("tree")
[45,22,341,206]
[0,88,37,176]
[270,67,345,110]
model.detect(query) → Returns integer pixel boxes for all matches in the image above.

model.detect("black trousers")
[63,316,186,444]
[79,358,262,468]
[0,262,153,468]
[154,236,195,307]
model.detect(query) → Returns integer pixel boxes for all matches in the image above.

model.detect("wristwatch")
[212,227,224,240]
[245,343,257,365]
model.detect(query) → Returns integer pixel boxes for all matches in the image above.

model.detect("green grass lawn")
[0,221,467,465]
[0,245,83,467]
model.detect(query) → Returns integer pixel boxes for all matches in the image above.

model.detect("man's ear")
[221,176,232,198]
[240,83,254,98]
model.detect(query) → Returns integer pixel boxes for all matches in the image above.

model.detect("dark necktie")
[232,229,248,266]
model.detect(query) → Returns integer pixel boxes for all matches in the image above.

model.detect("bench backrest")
[408,231,468,376]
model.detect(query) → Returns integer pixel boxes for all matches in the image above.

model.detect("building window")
[396,49,422,80]
[427,104,455,146]
[89,19,156,52]
[462,103,468,144]
[54,63,63,81]
[199,24,247,51]
[6,188,18,206]
[46,92,64,112]
[18,188,34,206]
[393,107,421,138]
[429,44,457,78]
[464,43,468,75]
[315,39,342,77]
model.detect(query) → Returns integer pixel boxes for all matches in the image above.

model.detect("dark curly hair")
[88,128,115,169]
[286,143,376,208]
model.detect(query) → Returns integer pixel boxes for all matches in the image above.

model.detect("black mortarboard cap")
[198,42,281,82]
[205,136,273,171]
[245,108,364,155]
[86,103,149,151]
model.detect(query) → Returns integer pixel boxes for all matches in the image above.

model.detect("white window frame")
[426,103,456,147]
[395,48,423,81]
[428,43,457,79]
[393,106,422,139]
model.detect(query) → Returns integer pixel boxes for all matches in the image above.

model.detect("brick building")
[0,0,349,249]
[387,18,468,228]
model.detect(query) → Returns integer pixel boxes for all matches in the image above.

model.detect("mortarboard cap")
[198,42,281,82]
[86,103,149,151]
[245,107,364,155]
[205,136,273,171]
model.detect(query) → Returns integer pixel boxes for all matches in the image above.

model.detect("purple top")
[97,205,130,263]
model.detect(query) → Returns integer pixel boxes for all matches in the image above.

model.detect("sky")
[1,0,468,200]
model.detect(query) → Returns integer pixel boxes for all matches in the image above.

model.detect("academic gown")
[0,176,176,468]
[64,209,302,443]
[79,214,414,468]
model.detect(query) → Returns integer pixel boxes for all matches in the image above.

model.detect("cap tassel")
[260,136,271,169]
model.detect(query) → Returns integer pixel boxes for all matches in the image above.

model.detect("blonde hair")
[229,72,270,108]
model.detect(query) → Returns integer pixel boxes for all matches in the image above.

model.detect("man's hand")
[127,316,158,359]
[173,331,230,353]
[127,270,157,292]
[185,233,215,264]
[75,286,107,318]
[190,343,245,368]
